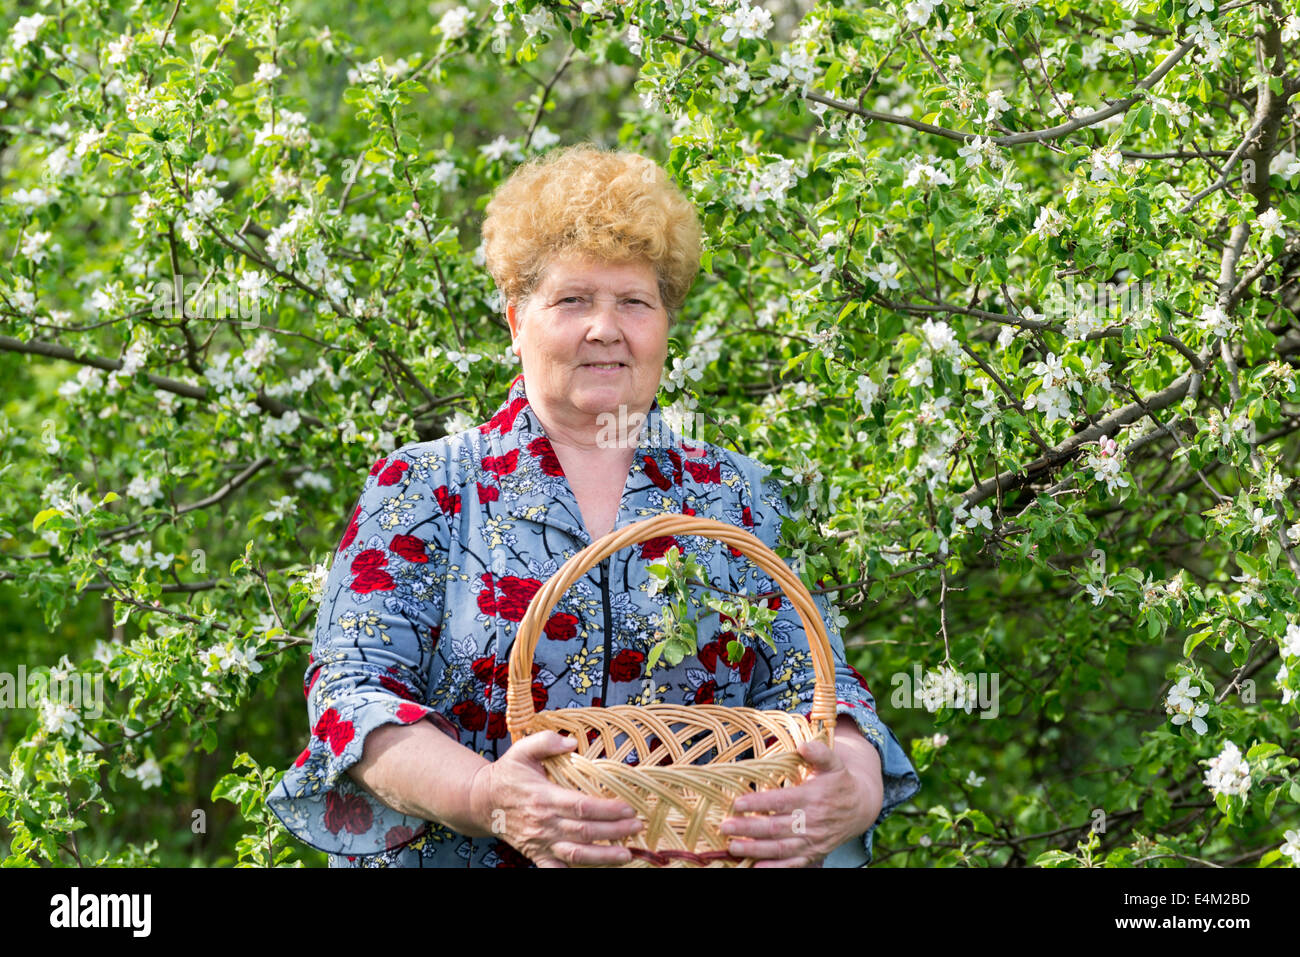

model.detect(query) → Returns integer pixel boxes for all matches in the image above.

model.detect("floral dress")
[267,373,921,867]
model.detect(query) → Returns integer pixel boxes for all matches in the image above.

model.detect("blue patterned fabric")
[267,373,920,867]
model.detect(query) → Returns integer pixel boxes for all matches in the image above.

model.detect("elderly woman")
[268,144,920,868]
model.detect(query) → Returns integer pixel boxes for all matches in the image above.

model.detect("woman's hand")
[719,720,883,867]
[471,730,644,867]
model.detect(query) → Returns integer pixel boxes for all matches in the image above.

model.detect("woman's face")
[506,254,669,433]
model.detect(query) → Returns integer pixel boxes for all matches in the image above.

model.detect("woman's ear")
[506,298,526,356]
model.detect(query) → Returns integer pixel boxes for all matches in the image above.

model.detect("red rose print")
[313,707,355,756]
[642,455,671,491]
[682,505,696,516]
[480,395,529,436]
[544,611,579,641]
[389,533,428,563]
[684,460,721,483]
[767,595,782,610]
[734,647,756,683]
[485,711,508,740]
[492,839,533,868]
[350,548,394,593]
[697,639,720,672]
[481,449,519,478]
[395,703,427,724]
[495,575,543,621]
[609,649,645,682]
[531,681,548,711]
[294,746,311,768]
[692,679,717,705]
[741,506,754,527]
[477,482,500,502]
[452,699,487,732]
[527,436,564,476]
[339,504,363,553]
[433,485,461,516]
[369,457,387,476]
[471,656,496,685]
[377,459,408,486]
[324,789,373,835]
[379,673,418,701]
[477,573,497,615]
[305,666,322,699]
[639,535,679,560]
[666,448,683,485]
[479,660,539,690]
[385,825,416,849]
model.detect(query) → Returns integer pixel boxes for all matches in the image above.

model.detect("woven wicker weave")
[506,513,837,867]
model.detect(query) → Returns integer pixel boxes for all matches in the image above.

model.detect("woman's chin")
[570,386,634,416]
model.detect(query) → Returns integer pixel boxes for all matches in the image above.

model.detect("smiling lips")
[581,361,627,369]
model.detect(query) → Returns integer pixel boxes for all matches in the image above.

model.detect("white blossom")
[719,2,774,43]
[126,474,163,507]
[1165,676,1209,735]
[1202,740,1251,798]
[905,0,937,25]
[1033,205,1065,238]
[438,6,472,40]
[1113,31,1153,56]
[11,14,47,51]
[1258,208,1284,242]
[254,61,282,84]
[1198,303,1236,338]
[124,757,163,790]
[1280,829,1300,865]
[262,495,297,523]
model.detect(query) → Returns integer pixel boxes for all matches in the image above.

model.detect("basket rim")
[506,514,839,743]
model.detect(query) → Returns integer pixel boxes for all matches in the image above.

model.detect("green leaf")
[1245,742,1282,762]
[32,508,65,531]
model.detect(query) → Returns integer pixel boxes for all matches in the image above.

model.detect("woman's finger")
[719,811,799,840]
[753,856,819,868]
[729,781,817,815]
[558,813,644,844]
[549,785,639,821]
[727,835,810,860]
[550,839,635,866]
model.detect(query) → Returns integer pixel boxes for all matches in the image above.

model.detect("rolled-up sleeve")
[741,472,921,865]
[266,443,452,856]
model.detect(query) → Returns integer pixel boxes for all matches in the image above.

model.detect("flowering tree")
[2,0,1300,867]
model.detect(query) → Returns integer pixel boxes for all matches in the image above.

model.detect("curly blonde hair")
[480,142,702,322]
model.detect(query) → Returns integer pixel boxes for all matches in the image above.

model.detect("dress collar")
[477,372,689,545]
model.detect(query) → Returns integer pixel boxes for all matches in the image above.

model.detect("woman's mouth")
[582,362,626,370]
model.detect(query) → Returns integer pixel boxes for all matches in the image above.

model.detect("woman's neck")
[527,395,648,454]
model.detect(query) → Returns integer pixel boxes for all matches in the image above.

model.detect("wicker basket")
[506,513,838,867]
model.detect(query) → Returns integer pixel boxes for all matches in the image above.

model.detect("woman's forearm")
[346,719,496,838]
[834,714,885,832]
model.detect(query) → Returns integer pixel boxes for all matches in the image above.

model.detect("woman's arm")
[718,714,884,867]
[349,720,646,865]
[346,720,495,836]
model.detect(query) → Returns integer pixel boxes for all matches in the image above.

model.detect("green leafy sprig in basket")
[644,545,778,673]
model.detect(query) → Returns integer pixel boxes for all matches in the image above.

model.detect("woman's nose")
[585,300,624,340]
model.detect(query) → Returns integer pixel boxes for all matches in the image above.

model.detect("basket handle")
[506,514,839,741]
